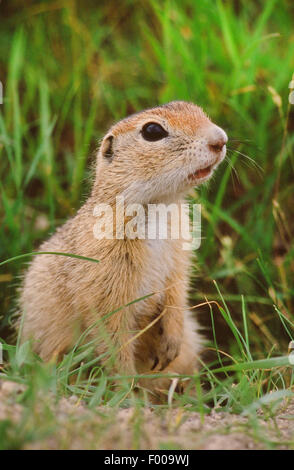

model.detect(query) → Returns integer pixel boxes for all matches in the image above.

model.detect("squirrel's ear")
[101,134,114,161]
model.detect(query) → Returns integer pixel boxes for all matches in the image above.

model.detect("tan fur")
[18,101,227,400]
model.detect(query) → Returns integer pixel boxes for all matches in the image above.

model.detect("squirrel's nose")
[207,126,228,153]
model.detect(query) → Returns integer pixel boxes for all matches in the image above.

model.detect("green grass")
[0,0,294,450]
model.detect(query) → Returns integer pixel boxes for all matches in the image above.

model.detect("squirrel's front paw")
[151,336,181,371]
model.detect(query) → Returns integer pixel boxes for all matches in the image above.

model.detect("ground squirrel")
[19,101,227,398]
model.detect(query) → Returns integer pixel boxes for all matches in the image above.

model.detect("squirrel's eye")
[141,122,168,141]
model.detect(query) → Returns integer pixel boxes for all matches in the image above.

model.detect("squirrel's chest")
[146,239,174,280]
[135,239,176,309]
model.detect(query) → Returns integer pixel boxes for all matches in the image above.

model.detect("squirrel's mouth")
[188,164,213,182]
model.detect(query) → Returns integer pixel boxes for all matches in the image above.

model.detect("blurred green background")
[0,0,293,359]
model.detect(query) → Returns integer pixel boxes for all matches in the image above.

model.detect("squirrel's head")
[95,101,227,203]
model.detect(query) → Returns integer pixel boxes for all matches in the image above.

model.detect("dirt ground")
[1,380,293,450]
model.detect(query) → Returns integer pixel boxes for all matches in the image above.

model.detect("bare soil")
[1,380,293,450]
